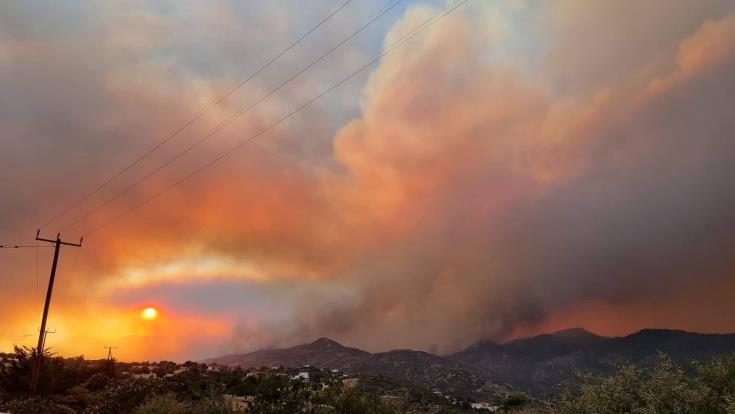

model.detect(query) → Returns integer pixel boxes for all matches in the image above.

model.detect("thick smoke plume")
[1,1,735,359]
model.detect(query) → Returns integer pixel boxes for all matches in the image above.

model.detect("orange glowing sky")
[2,1,735,361]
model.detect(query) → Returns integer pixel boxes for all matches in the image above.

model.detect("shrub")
[84,378,162,414]
[551,354,735,414]
[133,393,187,414]
[0,397,75,414]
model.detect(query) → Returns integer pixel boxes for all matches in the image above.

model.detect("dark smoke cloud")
[232,8,735,354]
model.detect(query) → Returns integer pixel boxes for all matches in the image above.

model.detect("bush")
[84,373,109,391]
[84,378,162,414]
[0,397,75,414]
[551,354,735,414]
[501,393,532,411]
[188,395,234,414]
[332,387,397,414]
[133,393,187,414]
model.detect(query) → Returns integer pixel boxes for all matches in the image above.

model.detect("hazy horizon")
[9,325,733,364]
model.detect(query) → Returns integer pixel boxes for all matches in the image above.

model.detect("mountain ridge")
[451,328,735,396]
[205,336,510,399]
[206,328,735,397]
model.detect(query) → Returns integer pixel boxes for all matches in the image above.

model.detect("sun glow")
[141,307,158,320]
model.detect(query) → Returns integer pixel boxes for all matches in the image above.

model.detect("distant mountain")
[450,328,735,396]
[205,337,369,369]
[207,328,735,398]
[502,328,608,359]
[206,338,510,400]
[449,328,608,394]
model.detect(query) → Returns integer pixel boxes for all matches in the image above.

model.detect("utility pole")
[104,345,117,362]
[39,329,56,357]
[104,345,118,377]
[30,230,82,395]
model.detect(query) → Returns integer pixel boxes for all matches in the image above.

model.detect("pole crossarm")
[35,230,83,247]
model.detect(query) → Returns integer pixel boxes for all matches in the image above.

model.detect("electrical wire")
[0,245,54,248]
[36,239,40,302]
[83,0,471,237]
[59,0,405,233]
[38,0,355,230]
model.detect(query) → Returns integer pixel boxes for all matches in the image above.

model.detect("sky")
[1,0,735,362]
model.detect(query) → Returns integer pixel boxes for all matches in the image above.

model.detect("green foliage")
[0,352,465,413]
[13,351,734,414]
[154,360,178,378]
[501,392,532,411]
[0,397,75,414]
[248,375,310,413]
[1,346,47,394]
[330,386,398,414]
[550,353,735,414]
[695,354,735,398]
[84,378,163,414]
[133,393,188,414]
[0,346,107,397]
[84,372,109,391]
[188,395,233,414]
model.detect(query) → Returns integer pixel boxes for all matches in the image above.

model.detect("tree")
[500,393,532,411]
[1,346,53,395]
[551,353,735,414]
[133,393,187,414]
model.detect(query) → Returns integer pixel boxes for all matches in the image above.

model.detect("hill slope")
[207,329,735,398]
[206,337,369,369]
[451,328,735,396]
[207,338,510,399]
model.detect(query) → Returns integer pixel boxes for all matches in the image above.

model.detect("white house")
[292,371,310,380]
[471,402,499,412]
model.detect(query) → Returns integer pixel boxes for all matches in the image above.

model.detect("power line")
[38,0,355,230]
[83,0,470,237]
[59,0,404,234]
[9,334,35,339]
[69,247,80,276]
[0,244,54,248]
[36,240,40,301]
[58,247,81,307]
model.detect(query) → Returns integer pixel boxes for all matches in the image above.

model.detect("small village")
[1,350,503,412]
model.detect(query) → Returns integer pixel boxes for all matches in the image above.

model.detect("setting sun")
[140,307,158,320]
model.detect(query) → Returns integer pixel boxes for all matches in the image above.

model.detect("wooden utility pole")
[30,230,82,395]
[104,345,117,361]
[103,345,118,377]
[39,328,56,356]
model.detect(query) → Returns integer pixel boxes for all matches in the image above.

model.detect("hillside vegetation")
[2,349,735,413]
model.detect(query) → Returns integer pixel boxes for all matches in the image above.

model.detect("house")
[292,371,310,380]
[131,372,156,380]
[164,367,188,377]
[471,402,499,411]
